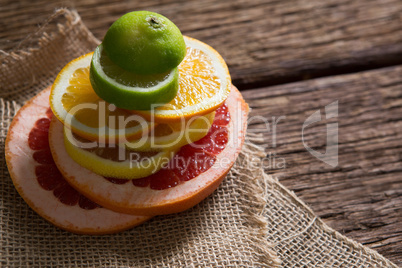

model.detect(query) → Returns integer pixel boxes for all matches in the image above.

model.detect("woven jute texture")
[0,9,398,267]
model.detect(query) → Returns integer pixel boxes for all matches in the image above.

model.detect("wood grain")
[242,65,402,265]
[1,0,402,88]
[1,0,401,264]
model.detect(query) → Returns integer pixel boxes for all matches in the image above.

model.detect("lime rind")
[50,52,154,142]
[103,11,186,75]
[90,44,179,110]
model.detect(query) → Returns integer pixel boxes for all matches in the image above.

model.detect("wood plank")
[242,65,402,265]
[1,0,401,264]
[1,0,402,88]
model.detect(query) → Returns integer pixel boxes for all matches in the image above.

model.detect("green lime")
[90,44,179,110]
[102,11,186,75]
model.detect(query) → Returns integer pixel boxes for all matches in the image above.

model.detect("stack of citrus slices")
[5,11,248,234]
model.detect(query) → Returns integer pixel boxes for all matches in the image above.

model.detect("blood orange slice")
[50,85,248,216]
[5,87,151,234]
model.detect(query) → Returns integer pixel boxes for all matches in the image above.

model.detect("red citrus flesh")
[5,87,150,234]
[30,109,100,208]
[104,102,230,190]
[50,85,248,216]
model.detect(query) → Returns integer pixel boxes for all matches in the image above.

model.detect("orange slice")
[133,36,231,123]
[5,87,150,234]
[50,53,154,143]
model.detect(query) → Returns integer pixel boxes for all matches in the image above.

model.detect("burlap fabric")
[0,9,397,267]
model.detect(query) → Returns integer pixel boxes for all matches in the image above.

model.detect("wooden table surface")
[1,0,401,265]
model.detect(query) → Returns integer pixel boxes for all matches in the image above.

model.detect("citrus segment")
[133,36,231,123]
[5,87,150,234]
[50,53,153,142]
[49,85,248,216]
[29,114,99,207]
[90,44,179,110]
[103,11,186,75]
[125,111,215,152]
[115,103,229,190]
[62,127,177,179]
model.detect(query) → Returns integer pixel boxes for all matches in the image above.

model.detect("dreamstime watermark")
[63,98,339,172]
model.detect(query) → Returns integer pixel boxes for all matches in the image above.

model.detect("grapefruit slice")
[49,85,248,216]
[5,87,151,234]
[61,110,215,180]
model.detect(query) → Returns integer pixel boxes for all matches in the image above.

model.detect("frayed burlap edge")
[0,8,98,63]
[263,174,398,267]
[232,135,282,266]
[249,134,399,268]
[0,8,100,103]
[0,8,280,267]
[1,8,398,267]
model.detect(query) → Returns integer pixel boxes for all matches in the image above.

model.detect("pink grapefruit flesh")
[49,85,248,216]
[107,101,230,190]
[5,87,151,234]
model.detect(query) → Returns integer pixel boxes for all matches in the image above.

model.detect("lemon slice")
[62,121,177,179]
[126,111,215,152]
